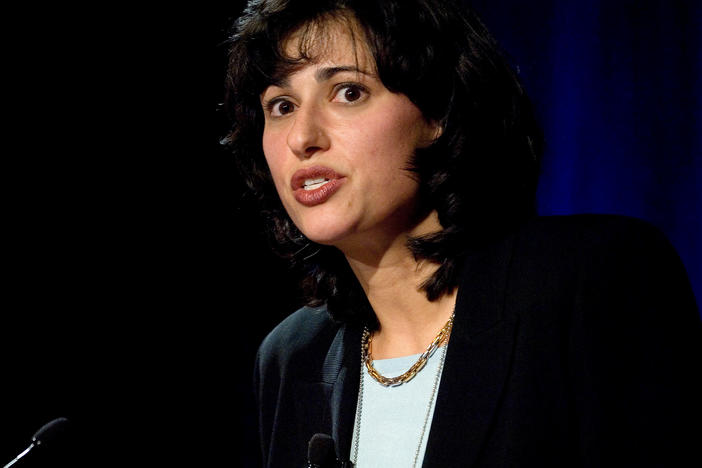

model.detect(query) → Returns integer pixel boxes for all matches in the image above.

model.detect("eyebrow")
[270,65,373,89]
[314,65,372,82]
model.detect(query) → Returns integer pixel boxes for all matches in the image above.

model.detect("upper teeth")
[303,178,329,190]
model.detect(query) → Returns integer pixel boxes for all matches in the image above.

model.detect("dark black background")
[2,1,292,466]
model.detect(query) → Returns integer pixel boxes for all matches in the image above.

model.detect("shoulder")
[255,305,340,378]
[513,214,675,262]
[519,213,667,244]
[499,214,696,319]
[258,305,336,355]
[513,214,697,322]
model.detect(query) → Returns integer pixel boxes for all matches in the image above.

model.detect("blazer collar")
[329,232,518,467]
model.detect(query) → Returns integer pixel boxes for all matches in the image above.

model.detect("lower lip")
[293,178,346,207]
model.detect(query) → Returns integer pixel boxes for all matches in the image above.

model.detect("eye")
[332,84,368,104]
[267,99,295,117]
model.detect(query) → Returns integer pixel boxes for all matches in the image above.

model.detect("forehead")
[275,16,376,81]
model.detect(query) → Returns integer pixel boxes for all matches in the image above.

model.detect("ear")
[418,119,444,148]
[430,120,444,141]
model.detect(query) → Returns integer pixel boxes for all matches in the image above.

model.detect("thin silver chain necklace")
[350,334,450,467]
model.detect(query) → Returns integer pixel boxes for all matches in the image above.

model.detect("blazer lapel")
[329,320,362,463]
[423,234,519,467]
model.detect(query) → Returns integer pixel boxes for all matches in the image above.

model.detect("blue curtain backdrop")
[469,0,701,309]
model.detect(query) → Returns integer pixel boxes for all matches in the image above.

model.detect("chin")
[296,219,355,248]
[302,229,349,247]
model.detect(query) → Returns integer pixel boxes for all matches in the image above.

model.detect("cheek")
[369,96,425,144]
[262,133,288,192]
[359,110,425,172]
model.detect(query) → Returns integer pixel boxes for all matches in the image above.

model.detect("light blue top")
[350,346,446,467]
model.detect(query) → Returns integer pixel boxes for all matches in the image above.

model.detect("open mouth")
[303,178,331,191]
[291,166,347,207]
[291,166,342,190]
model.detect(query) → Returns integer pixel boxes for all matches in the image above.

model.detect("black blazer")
[254,215,701,467]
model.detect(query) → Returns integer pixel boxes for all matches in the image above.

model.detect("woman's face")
[260,21,438,252]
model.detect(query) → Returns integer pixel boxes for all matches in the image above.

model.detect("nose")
[286,105,330,159]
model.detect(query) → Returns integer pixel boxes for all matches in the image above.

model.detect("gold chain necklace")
[361,312,455,387]
[352,313,454,466]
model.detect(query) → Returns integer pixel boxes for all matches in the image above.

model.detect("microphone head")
[32,417,70,447]
[308,433,336,466]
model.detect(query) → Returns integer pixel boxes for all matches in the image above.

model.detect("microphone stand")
[3,443,35,468]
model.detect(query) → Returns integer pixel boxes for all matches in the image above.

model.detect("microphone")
[4,417,70,468]
[307,433,336,468]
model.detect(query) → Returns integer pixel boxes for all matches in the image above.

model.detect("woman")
[225,0,701,466]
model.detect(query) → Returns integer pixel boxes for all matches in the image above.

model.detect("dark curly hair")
[223,0,543,327]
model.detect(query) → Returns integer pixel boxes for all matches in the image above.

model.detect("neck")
[340,212,457,359]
